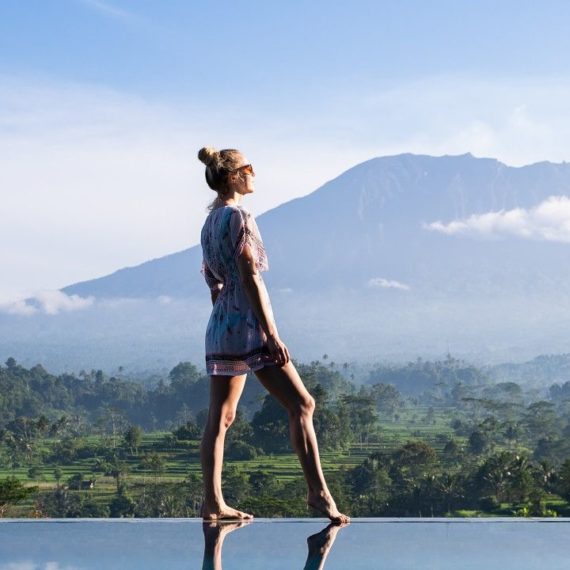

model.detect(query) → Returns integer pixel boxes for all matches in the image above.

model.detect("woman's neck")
[211,196,242,211]
[219,192,243,207]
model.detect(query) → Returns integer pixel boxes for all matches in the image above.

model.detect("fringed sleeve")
[230,207,269,272]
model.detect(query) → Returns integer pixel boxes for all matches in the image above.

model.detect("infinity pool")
[1,518,568,569]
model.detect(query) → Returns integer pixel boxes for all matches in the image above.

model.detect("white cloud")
[45,563,81,570]
[157,295,172,304]
[78,0,133,20]
[0,562,36,570]
[0,76,340,300]
[97,298,143,308]
[0,291,94,316]
[367,278,410,291]
[424,195,570,243]
[0,564,80,570]
[36,291,95,315]
[0,299,38,316]
[336,76,570,167]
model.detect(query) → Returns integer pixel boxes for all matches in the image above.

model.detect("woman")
[198,146,349,524]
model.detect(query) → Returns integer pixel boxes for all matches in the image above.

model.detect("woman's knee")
[218,409,236,430]
[289,394,316,418]
[208,407,237,431]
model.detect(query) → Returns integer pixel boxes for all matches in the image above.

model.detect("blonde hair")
[197,146,243,211]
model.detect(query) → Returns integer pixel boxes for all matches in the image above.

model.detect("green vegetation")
[2,355,570,518]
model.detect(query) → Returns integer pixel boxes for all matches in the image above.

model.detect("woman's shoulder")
[205,204,246,220]
[228,203,249,212]
[207,204,252,228]
[210,203,249,213]
[226,204,253,220]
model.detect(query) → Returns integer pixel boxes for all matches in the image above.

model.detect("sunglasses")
[233,163,255,176]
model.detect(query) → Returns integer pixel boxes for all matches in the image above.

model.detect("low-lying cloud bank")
[0,290,94,316]
[425,195,570,243]
[367,277,411,291]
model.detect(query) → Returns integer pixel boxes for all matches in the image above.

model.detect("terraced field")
[1,408,471,516]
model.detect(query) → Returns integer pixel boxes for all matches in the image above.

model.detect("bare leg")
[200,373,253,520]
[254,362,350,523]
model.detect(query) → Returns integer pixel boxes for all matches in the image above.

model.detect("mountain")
[3,153,570,373]
[62,152,570,297]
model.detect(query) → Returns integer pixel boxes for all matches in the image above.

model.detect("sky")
[2,0,570,304]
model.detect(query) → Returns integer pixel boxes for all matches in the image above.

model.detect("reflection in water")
[303,523,349,570]
[201,520,349,570]
[202,520,251,570]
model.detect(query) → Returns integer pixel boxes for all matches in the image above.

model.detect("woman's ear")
[226,172,237,187]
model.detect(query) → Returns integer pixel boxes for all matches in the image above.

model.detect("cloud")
[35,291,95,315]
[367,278,410,291]
[0,299,38,316]
[424,195,570,243]
[0,564,80,570]
[45,563,81,570]
[96,298,144,308]
[334,76,570,168]
[0,291,94,316]
[78,0,133,20]
[0,563,36,570]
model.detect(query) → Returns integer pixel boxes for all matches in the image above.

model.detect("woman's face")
[228,153,255,196]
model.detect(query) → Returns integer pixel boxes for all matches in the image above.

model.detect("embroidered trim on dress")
[206,346,276,375]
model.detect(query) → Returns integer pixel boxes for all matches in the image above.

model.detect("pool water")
[1,518,569,569]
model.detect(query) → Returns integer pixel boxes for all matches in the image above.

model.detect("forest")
[2,354,570,518]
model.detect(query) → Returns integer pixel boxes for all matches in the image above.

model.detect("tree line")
[3,355,570,517]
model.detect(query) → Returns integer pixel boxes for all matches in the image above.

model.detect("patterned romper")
[200,204,278,376]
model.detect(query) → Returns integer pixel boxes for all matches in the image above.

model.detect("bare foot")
[304,522,349,570]
[201,502,254,521]
[307,490,350,524]
[307,522,349,555]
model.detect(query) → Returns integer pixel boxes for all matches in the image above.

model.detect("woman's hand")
[267,334,290,367]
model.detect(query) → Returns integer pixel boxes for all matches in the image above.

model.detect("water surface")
[1,518,568,569]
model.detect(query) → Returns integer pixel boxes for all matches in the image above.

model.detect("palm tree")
[480,453,512,503]
[435,473,464,515]
[107,458,130,493]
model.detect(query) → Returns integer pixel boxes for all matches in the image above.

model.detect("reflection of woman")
[201,521,348,570]
[303,524,348,570]
[202,521,249,570]
[198,147,349,523]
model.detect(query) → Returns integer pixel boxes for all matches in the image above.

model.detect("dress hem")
[206,352,278,376]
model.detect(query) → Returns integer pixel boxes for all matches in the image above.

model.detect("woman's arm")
[236,244,290,365]
[202,261,223,305]
[210,287,222,306]
[236,244,276,337]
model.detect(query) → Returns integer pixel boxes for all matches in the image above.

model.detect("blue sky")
[3,1,570,95]
[1,0,570,305]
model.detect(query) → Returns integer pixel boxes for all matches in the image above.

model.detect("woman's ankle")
[308,487,331,499]
[203,497,225,510]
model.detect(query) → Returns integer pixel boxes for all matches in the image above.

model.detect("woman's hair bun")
[198,146,218,167]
